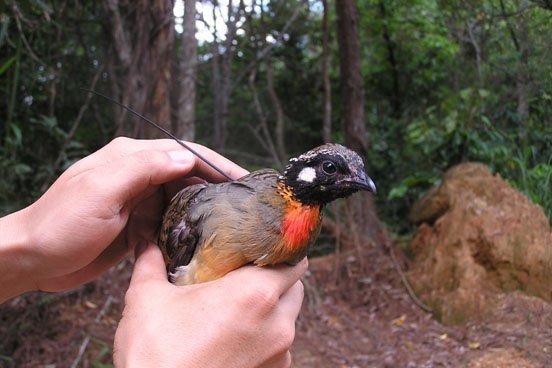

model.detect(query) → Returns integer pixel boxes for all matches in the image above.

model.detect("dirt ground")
[1,246,550,367]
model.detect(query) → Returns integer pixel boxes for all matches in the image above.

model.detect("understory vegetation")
[1,0,550,230]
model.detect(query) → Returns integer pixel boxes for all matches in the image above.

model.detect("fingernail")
[168,150,194,164]
[135,239,148,258]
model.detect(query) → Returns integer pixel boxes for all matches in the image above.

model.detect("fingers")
[129,242,168,285]
[36,238,130,292]
[69,138,248,183]
[214,264,304,368]
[184,142,249,181]
[261,351,292,368]
[255,258,309,297]
[276,280,304,323]
[90,148,196,207]
[263,281,303,368]
[64,138,249,212]
[256,280,300,368]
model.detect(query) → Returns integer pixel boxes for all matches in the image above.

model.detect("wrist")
[0,207,37,302]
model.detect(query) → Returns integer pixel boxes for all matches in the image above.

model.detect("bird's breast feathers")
[281,202,321,251]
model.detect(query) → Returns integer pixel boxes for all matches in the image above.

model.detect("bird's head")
[279,143,376,205]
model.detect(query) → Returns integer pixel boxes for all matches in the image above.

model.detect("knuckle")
[241,285,279,312]
[131,149,166,167]
[109,136,133,149]
[282,351,292,368]
[296,280,305,295]
[297,257,308,273]
[124,285,140,305]
[77,170,105,192]
[256,287,280,310]
[272,322,296,354]
[266,351,292,368]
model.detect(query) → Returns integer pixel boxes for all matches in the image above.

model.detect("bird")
[158,143,376,285]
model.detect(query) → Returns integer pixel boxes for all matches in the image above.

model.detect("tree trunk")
[515,10,530,125]
[378,1,402,117]
[335,0,367,157]
[499,0,530,127]
[212,0,242,151]
[103,0,174,139]
[175,0,197,141]
[335,0,386,247]
[211,6,223,148]
[321,0,333,143]
[266,56,286,161]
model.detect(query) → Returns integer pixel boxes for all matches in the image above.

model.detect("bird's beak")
[353,171,377,193]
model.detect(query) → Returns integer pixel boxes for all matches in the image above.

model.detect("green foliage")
[90,336,114,368]
[0,2,106,213]
[0,0,550,229]
[0,114,89,215]
[359,0,552,231]
[507,147,552,221]
[379,85,551,230]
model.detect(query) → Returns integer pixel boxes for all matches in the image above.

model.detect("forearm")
[0,208,36,303]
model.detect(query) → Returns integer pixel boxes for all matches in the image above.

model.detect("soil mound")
[408,163,552,324]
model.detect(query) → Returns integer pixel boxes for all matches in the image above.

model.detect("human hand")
[114,242,306,368]
[0,137,248,301]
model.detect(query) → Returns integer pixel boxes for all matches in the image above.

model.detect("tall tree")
[175,0,197,141]
[499,0,530,125]
[335,0,387,246]
[321,0,332,143]
[378,0,402,118]
[103,0,174,138]
[211,0,243,150]
[335,0,367,156]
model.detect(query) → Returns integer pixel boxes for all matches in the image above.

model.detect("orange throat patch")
[278,184,321,250]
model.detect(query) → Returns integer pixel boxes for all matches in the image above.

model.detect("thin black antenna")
[82,88,233,181]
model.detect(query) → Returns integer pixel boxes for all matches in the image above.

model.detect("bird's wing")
[158,183,207,272]
[236,168,281,185]
[194,169,285,260]
[160,168,283,279]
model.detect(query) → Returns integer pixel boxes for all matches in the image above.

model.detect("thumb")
[95,149,196,206]
[130,241,168,286]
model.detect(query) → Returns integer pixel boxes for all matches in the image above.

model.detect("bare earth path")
[1,250,550,367]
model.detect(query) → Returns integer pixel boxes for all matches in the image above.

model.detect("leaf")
[32,0,53,15]
[388,174,439,200]
[481,115,492,127]
[392,314,407,326]
[444,112,458,135]
[85,301,98,309]
[0,56,16,76]
[468,341,480,349]
[459,88,473,101]
[388,185,408,200]
[0,355,13,362]
[0,15,9,50]
[31,115,58,129]
[478,89,490,98]
[10,123,23,146]
[14,163,33,176]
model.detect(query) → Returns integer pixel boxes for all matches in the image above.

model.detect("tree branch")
[231,1,306,93]
[265,56,286,162]
[43,64,104,190]
[247,67,281,165]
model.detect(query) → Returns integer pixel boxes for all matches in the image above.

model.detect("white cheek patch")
[297,167,317,182]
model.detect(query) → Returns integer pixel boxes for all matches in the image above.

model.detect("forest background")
[0,0,550,232]
[1,0,551,366]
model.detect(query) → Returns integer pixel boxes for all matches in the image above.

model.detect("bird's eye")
[322,161,337,175]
